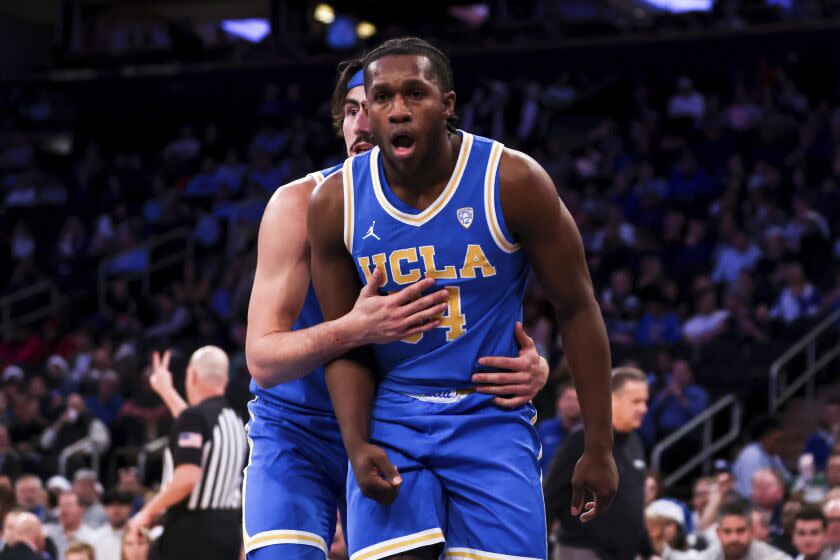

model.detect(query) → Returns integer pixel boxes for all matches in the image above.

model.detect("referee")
[129,346,247,560]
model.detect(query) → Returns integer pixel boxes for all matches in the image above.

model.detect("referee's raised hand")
[150,350,174,395]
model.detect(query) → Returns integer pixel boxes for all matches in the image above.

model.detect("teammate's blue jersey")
[345,132,529,392]
[249,163,342,414]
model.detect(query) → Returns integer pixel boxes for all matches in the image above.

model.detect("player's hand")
[348,268,449,345]
[570,449,618,523]
[349,442,402,505]
[472,322,548,408]
[149,350,175,396]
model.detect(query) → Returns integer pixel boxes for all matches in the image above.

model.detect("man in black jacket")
[545,366,652,560]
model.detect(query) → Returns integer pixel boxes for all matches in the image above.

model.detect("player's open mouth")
[391,133,416,158]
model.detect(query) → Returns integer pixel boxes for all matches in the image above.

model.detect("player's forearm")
[557,298,614,454]
[325,357,376,453]
[246,316,364,388]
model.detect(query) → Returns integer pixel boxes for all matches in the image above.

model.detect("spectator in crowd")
[683,289,730,346]
[712,230,762,285]
[64,542,94,560]
[668,77,705,122]
[646,499,688,558]
[0,512,43,560]
[44,492,96,560]
[635,286,682,346]
[84,372,123,427]
[536,383,581,471]
[697,499,792,559]
[646,472,664,508]
[822,499,840,554]
[733,418,790,498]
[802,400,840,471]
[40,395,110,476]
[0,428,21,480]
[116,368,168,446]
[89,491,132,560]
[649,359,709,439]
[71,471,106,529]
[792,506,834,560]
[13,477,46,523]
[120,527,149,560]
[770,263,821,326]
[826,454,840,490]
[751,470,787,547]
[546,367,652,559]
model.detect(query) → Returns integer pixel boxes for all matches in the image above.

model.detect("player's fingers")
[370,448,402,487]
[493,395,531,408]
[360,268,383,298]
[402,320,442,337]
[472,371,529,386]
[403,302,448,327]
[474,384,529,397]
[513,321,535,350]
[475,356,524,371]
[397,290,449,318]
[392,278,437,304]
[162,350,171,370]
[580,501,598,523]
[570,480,585,517]
[365,478,400,505]
[152,352,159,371]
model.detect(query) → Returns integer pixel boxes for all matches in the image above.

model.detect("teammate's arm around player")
[498,147,619,522]
[246,177,449,389]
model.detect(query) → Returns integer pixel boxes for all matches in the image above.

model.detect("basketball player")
[243,59,550,560]
[308,38,618,560]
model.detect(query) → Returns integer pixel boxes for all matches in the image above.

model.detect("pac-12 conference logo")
[457,207,474,229]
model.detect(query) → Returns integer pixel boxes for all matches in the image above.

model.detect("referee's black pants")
[155,510,242,560]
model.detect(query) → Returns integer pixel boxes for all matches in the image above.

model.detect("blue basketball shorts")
[346,388,546,560]
[243,397,348,560]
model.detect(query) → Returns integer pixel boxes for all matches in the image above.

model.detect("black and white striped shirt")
[161,396,247,513]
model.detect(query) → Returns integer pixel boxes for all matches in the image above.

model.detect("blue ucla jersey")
[345,132,529,392]
[248,163,343,414]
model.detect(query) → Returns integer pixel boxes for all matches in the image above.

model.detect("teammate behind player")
[243,59,550,560]
[308,38,617,560]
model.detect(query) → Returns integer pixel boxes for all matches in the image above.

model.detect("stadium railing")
[651,394,743,488]
[768,307,840,415]
[97,227,194,312]
[0,280,59,339]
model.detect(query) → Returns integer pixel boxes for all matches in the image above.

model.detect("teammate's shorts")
[346,388,546,560]
[243,397,348,560]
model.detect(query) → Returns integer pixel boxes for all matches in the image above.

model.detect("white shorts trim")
[350,528,445,560]
[244,529,328,557]
[445,547,543,560]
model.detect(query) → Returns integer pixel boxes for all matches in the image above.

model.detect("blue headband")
[347,69,364,90]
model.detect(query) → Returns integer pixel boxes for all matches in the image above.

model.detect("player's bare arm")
[246,176,449,389]
[308,172,419,504]
[499,148,618,523]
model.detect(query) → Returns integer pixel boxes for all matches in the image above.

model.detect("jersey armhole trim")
[484,142,520,253]
[343,158,355,253]
[307,171,326,184]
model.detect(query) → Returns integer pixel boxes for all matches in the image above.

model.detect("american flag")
[178,432,203,449]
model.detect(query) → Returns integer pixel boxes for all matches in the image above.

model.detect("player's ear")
[442,91,456,120]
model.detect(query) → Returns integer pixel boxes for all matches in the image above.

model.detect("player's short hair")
[66,541,95,560]
[610,366,647,393]
[795,505,827,528]
[330,58,364,138]
[362,37,458,132]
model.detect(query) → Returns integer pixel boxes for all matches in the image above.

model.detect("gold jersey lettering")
[459,244,496,278]
[358,254,388,286]
[389,248,421,285]
[418,246,457,279]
